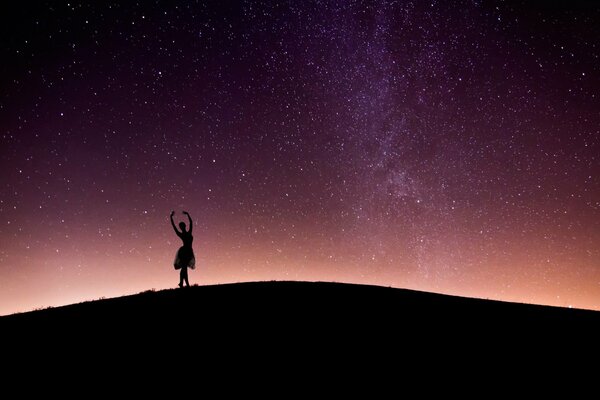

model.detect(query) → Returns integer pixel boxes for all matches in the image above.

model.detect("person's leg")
[179,268,184,288]
[184,267,190,287]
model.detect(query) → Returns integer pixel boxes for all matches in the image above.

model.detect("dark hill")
[2,280,596,391]
[2,281,598,363]
[2,281,598,330]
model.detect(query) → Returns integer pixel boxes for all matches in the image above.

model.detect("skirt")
[174,246,195,270]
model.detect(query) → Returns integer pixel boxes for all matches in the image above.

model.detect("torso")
[179,231,193,247]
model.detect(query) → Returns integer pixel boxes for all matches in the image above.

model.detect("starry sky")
[1,0,599,315]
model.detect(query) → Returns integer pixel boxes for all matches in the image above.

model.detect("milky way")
[1,1,599,314]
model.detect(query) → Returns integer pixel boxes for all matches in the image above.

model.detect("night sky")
[1,1,599,315]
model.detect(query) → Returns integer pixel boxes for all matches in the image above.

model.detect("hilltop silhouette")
[2,281,597,329]
[1,281,597,375]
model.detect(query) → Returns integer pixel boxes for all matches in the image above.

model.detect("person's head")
[179,222,186,232]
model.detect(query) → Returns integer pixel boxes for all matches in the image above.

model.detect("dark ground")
[3,281,598,334]
[2,281,598,377]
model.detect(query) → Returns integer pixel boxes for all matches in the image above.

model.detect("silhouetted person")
[170,210,195,287]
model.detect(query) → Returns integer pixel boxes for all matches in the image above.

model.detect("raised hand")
[170,210,175,217]
[183,211,189,215]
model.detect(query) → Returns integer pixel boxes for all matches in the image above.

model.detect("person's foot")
[178,282,183,288]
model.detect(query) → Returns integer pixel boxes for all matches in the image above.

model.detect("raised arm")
[183,211,192,234]
[170,211,180,235]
